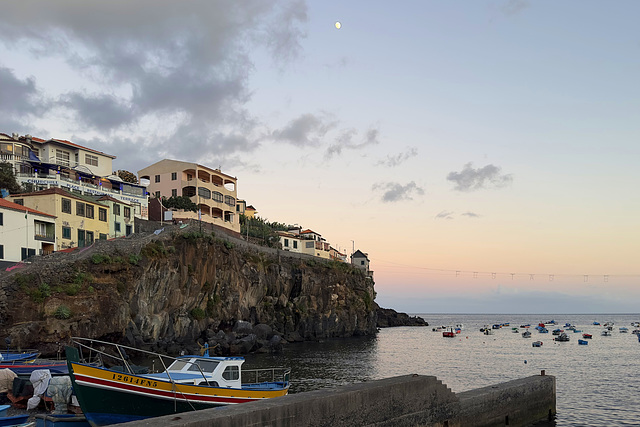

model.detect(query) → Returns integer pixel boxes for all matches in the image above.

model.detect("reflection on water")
[247,314,640,427]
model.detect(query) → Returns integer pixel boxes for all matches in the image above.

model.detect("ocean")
[247,313,640,426]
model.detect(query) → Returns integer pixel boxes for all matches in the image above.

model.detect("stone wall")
[121,373,555,427]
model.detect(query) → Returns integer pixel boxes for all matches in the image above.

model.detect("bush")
[65,283,82,296]
[28,282,51,303]
[91,254,112,264]
[128,254,141,265]
[190,308,205,320]
[54,305,72,319]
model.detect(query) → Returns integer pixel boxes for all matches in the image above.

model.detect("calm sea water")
[246,314,640,427]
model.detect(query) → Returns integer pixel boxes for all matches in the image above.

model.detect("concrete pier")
[123,373,555,427]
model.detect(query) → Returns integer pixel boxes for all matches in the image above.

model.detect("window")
[198,187,211,199]
[306,241,314,249]
[114,204,121,216]
[0,245,3,259]
[62,198,72,214]
[155,191,160,198]
[115,222,121,232]
[76,202,85,217]
[85,204,94,219]
[21,248,36,260]
[222,366,239,381]
[126,225,132,235]
[293,241,298,249]
[99,208,107,222]
[55,149,70,167]
[99,233,107,240]
[13,199,23,206]
[62,227,71,239]
[171,172,177,181]
[361,261,365,266]
[0,143,13,154]
[0,213,3,226]
[284,239,289,247]
[187,174,193,180]
[224,195,235,207]
[85,154,98,167]
[212,192,223,203]
[124,207,131,219]
[155,174,160,183]
[86,231,94,245]
[171,189,177,197]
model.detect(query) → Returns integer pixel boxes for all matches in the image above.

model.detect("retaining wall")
[123,373,555,427]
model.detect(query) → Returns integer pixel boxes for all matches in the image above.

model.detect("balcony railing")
[34,233,56,243]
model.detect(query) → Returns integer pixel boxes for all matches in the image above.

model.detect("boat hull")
[68,361,288,426]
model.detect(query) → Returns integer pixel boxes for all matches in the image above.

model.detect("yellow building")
[9,188,110,249]
[138,159,240,233]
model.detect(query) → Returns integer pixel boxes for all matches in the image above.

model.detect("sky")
[1,1,639,314]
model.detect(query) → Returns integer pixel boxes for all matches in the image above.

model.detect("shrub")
[223,241,234,250]
[65,283,82,296]
[141,241,168,258]
[27,282,51,303]
[190,308,205,320]
[128,254,141,265]
[54,305,72,319]
[91,254,112,264]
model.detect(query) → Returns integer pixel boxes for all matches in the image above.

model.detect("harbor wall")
[123,373,555,427]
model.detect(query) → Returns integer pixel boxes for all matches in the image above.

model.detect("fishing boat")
[532,341,543,347]
[522,331,532,338]
[582,333,593,339]
[578,339,588,345]
[66,338,291,426]
[619,327,629,333]
[0,359,70,376]
[601,330,612,337]
[0,414,29,426]
[442,329,456,338]
[0,350,40,363]
[552,329,563,336]
[554,333,570,342]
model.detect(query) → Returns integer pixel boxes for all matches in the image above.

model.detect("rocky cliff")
[0,225,378,356]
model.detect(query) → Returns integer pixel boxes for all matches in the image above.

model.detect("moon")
[335,21,341,29]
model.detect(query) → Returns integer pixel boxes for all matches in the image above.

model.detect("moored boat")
[522,331,531,338]
[554,333,570,342]
[601,330,612,336]
[532,341,543,347]
[442,329,456,338]
[578,339,588,345]
[0,350,40,363]
[619,327,628,333]
[0,358,70,376]
[582,333,592,339]
[66,338,290,426]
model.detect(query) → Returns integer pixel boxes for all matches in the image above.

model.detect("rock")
[252,323,272,340]
[233,320,253,336]
[376,306,428,327]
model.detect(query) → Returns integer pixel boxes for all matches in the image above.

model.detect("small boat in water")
[554,333,570,342]
[0,350,40,362]
[522,331,532,338]
[601,330,612,337]
[442,330,456,338]
[0,358,70,376]
[578,339,588,345]
[582,333,593,339]
[552,329,563,336]
[532,341,543,347]
[619,327,629,333]
[66,338,291,426]
[0,414,29,426]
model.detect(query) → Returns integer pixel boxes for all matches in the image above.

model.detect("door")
[78,229,85,248]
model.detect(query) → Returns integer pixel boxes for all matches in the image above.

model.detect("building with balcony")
[1,133,148,219]
[0,198,56,264]
[277,227,331,259]
[138,159,240,233]
[9,188,110,249]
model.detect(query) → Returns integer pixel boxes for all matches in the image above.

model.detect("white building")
[0,198,56,264]
[1,133,148,219]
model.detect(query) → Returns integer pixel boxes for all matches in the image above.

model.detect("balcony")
[34,233,55,243]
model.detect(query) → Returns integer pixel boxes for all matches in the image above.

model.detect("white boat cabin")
[144,356,245,388]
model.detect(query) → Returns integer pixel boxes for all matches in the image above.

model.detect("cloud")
[461,211,481,218]
[0,66,49,120]
[502,0,530,16]
[446,162,513,192]
[376,147,418,167]
[325,127,381,159]
[373,181,424,203]
[0,1,308,167]
[435,210,455,220]
[271,113,336,147]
